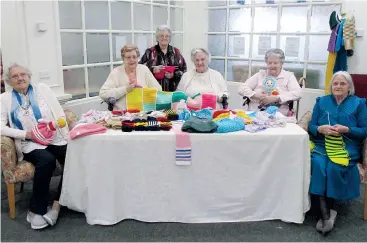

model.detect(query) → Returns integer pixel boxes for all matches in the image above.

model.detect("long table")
[60,123,310,225]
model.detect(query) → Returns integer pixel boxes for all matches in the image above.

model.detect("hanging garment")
[324,52,337,94]
[343,15,355,55]
[327,24,339,53]
[334,45,348,73]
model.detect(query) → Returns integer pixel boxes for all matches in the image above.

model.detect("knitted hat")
[165,109,179,121]
[69,123,107,140]
[147,120,160,131]
[147,116,157,121]
[329,11,340,30]
[133,119,148,131]
[121,121,135,132]
[159,121,172,131]
[31,122,55,145]
[157,117,170,122]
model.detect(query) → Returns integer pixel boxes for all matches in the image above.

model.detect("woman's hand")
[252,91,266,100]
[125,84,135,93]
[165,72,174,79]
[259,95,280,106]
[317,125,339,136]
[153,65,165,74]
[25,131,33,140]
[332,124,350,134]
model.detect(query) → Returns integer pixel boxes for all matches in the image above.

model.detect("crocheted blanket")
[126,88,218,112]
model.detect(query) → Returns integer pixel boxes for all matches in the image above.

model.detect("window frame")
[206,0,343,89]
[58,0,184,100]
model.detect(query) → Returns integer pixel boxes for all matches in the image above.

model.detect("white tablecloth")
[60,123,310,225]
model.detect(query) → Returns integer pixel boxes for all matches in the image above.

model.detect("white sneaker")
[26,211,49,230]
[43,207,60,226]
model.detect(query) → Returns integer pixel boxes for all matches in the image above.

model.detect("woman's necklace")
[20,94,31,115]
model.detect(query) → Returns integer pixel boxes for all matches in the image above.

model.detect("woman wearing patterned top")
[0,63,69,229]
[139,25,187,92]
[308,71,367,235]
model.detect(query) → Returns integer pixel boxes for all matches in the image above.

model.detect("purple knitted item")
[327,24,339,53]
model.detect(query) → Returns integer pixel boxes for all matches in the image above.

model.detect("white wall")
[1,0,365,115]
[1,1,70,101]
[342,0,367,74]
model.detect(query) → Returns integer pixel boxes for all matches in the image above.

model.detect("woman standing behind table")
[238,48,302,116]
[139,25,187,92]
[99,44,162,110]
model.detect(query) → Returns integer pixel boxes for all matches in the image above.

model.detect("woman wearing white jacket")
[0,63,69,229]
[177,48,229,107]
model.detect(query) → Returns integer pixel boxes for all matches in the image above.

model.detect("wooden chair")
[1,109,77,219]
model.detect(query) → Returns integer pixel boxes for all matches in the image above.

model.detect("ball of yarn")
[57,118,67,128]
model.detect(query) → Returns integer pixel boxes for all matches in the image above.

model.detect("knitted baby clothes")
[191,108,213,120]
[215,117,245,133]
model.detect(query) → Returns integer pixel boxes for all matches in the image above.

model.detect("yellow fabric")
[126,88,144,111]
[235,110,252,124]
[325,52,337,95]
[143,88,157,105]
[309,140,315,152]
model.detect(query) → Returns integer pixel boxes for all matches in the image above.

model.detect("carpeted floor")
[1,177,366,242]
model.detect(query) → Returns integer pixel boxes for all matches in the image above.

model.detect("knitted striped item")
[343,16,355,50]
[325,135,349,166]
[173,126,192,165]
[31,122,55,145]
[126,88,220,112]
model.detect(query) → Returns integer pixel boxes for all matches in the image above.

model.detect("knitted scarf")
[11,85,42,130]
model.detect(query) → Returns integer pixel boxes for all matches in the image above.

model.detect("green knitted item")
[325,135,349,166]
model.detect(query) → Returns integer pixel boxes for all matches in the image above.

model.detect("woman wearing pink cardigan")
[238,48,302,116]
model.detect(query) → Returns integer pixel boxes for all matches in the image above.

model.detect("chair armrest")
[1,136,18,183]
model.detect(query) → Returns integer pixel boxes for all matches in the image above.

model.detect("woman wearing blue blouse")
[308,71,367,235]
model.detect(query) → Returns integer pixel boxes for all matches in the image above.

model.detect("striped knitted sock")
[173,126,192,165]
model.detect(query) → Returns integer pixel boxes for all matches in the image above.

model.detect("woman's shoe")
[43,207,60,226]
[321,209,337,236]
[26,211,48,230]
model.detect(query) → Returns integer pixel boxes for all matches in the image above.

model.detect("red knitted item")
[157,117,170,122]
[201,93,217,109]
[31,122,55,146]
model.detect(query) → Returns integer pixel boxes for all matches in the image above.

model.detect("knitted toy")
[31,118,67,145]
[263,76,279,96]
[126,88,220,112]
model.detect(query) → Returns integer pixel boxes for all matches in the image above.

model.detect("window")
[59,0,184,100]
[206,0,342,89]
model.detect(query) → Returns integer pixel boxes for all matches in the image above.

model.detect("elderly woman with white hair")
[308,71,367,235]
[0,64,69,229]
[177,48,229,106]
[139,25,187,91]
[238,48,302,116]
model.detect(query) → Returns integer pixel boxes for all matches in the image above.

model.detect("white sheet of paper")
[232,36,245,56]
[285,37,300,57]
[136,35,148,56]
[115,36,127,59]
[258,36,271,55]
